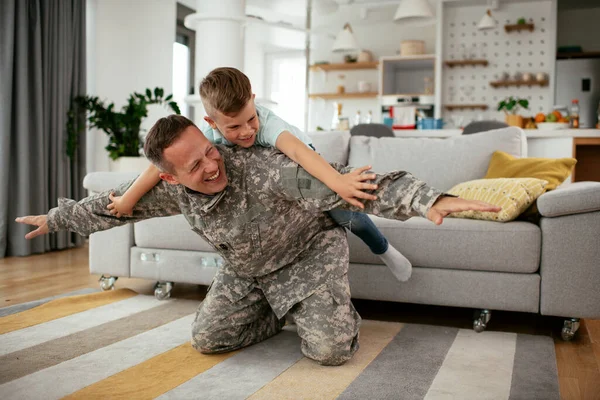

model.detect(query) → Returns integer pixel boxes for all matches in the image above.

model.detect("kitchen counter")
[392,129,600,138]
[389,128,600,183]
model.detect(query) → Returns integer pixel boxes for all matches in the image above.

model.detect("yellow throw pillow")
[447,178,548,222]
[484,151,576,190]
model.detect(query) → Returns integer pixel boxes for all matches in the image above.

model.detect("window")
[265,52,307,131]
[172,3,195,118]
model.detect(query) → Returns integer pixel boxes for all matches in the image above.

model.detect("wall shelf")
[490,80,549,88]
[444,104,489,111]
[504,23,534,33]
[308,92,379,100]
[444,59,489,68]
[557,51,600,60]
[309,62,378,72]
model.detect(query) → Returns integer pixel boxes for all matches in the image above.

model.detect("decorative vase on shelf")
[505,114,524,128]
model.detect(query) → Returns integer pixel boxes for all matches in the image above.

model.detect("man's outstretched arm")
[267,156,500,224]
[16,178,182,238]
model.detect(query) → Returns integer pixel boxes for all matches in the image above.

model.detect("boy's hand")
[15,215,49,239]
[427,196,502,225]
[107,192,134,218]
[333,165,379,209]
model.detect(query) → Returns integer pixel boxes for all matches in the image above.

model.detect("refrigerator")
[555,58,600,128]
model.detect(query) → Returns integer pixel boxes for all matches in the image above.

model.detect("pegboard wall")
[442,1,555,126]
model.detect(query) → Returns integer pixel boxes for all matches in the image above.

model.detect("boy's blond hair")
[199,67,252,118]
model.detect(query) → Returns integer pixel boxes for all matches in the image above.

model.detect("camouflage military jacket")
[47,146,443,318]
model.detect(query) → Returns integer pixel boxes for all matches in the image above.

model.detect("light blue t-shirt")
[200,104,313,149]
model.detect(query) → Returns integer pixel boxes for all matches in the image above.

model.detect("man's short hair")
[199,67,252,118]
[144,114,196,172]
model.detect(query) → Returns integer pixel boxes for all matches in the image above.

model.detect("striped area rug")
[0,289,559,399]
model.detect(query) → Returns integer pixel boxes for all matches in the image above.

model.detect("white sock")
[378,245,413,282]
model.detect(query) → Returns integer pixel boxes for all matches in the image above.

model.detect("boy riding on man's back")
[107,67,413,282]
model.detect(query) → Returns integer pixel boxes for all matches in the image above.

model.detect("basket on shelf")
[400,40,425,56]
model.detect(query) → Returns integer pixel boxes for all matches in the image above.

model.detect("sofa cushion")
[484,150,577,190]
[134,215,215,252]
[308,130,350,165]
[347,127,526,191]
[347,215,541,273]
[447,178,548,222]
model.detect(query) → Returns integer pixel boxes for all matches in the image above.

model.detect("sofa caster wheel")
[154,282,173,300]
[561,318,580,341]
[473,309,492,333]
[99,275,117,291]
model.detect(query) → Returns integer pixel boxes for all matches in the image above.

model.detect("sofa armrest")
[83,171,140,194]
[539,210,600,319]
[84,172,139,277]
[537,182,600,217]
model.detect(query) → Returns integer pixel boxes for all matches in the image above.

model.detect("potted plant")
[67,88,180,170]
[497,96,529,127]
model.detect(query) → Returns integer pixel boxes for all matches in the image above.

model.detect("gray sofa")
[83,127,600,340]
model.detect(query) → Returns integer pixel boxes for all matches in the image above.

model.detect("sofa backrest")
[308,130,351,165]
[347,127,526,191]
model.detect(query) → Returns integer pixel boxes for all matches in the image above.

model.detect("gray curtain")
[0,0,87,257]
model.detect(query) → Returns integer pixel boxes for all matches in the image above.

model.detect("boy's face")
[205,95,260,148]
[159,125,228,195]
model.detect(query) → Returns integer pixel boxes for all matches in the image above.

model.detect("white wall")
[308,4,437,130]
[557,7,600,52]
[244,24,267,99]
[87,0,176,172]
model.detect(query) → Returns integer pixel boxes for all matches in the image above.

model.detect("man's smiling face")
[159,125,228,194]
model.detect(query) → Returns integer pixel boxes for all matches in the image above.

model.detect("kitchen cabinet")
[380,55,435,96]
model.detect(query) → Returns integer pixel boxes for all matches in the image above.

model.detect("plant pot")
[505,114,524,128]
[109,156,151,172]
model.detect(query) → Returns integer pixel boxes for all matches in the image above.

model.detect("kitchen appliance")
[381,94,435,129]
[555,58,600,129]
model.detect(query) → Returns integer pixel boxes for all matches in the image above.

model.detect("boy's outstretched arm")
[275,131,376,209]
[107,164,162,217]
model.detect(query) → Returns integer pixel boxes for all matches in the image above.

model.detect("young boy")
[108,67,413,282]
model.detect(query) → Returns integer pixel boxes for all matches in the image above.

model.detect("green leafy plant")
[66,88,181,160]
[497,96,529,115]
[517,17,527,24]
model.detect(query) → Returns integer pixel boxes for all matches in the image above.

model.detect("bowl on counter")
[536,122,569,130]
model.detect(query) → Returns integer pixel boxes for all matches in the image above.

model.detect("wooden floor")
[1,245,599,400]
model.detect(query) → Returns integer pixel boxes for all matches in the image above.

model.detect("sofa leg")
[473,309,492,333]
[154,281,174,300]
[99,275,118,291]
[561,318,580,341]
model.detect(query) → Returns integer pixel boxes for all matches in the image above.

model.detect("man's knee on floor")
[306,342,355,366]
[190,322,241,354]
[191,331,242,354]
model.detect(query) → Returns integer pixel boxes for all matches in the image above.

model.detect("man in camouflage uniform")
[17,115,499,366]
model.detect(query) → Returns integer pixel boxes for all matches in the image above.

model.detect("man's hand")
[107,192,133,218]
[332,166,379,209]
[15,215,49,239]
[427,196,501,225]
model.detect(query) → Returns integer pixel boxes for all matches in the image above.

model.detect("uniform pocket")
[224,222,262,257]
[212,268,256,303]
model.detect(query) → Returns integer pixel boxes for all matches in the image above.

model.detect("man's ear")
[204,116,217,129]
[159,172,180,185]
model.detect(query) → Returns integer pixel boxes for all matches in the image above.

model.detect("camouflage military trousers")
[191,274,361,366]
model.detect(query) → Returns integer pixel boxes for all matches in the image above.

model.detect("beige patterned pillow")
[447,178,548,222]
